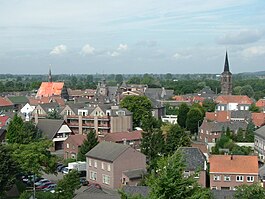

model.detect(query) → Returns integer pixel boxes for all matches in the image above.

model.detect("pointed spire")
[48,64,52,82]
[223,51,230,72]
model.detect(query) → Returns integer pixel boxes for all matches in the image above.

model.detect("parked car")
[34,179,50,187]
[80,178,89,186]
[36,182,55,190]
[61,167,69,174]
[43,184,57,192]
[56,164,65,172]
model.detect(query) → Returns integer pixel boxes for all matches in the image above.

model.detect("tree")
[165,124,191,155]
[147,151,213,199]
[141,129,165,172]
[233,86,242,95]
[120,95,152,128]
[249,103,260,113]
[0,145,17,198]
[47,109,62,119]
[202,99,216,112]
[245,121,255,142]
[115,74,123,84]
[77,131,99,161]
[234,184,265,199]
[56,170,80,199]
[177,103,190,128]
[6,114,24,144]
[241,85,254,98]
[186,108,203,134]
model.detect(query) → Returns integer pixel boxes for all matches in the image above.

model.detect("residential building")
[209,155,259,190]
[20,103,35,121]
[36,119,73,151]
[256,99,265,112]
[252,112,265,127]
[220,51,232,95]
[254,125,265,160]
[0,97,14,113]
[0,115,11,128]
[64,134,87,159]
[179,147,207,187]
[215,95,253,111]
[121,169,146,186]
[61,104,132,134]
[33,102,62,119]
[86,142,146,189]
[7,96,29,112]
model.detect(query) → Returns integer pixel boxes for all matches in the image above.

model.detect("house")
[209,155,259,190]
[252,112,265,127]
[215,95,253,111]
[86,142,146,189]
[7,96,29,111]
[121,168,146,186]
[20,103,35,121]
[254,125,265,160]
[33,102,62,119]
[64,134,87,159]
[36,82,69,100]
[0,115,11,128]
[199,119,248,143]
[0,97,14,113]
[36,119,74,151]
[67,88,96,100]
[179,147,207,187]
[61,104,132,134]
[99,130,142,150]
[256,99,265,112]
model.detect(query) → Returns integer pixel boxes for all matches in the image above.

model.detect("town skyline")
[0,0,265,74]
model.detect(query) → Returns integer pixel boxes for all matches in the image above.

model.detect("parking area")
[42,172,64,183]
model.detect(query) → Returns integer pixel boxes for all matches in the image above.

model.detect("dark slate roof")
[123,169,146,179]
[74,186,119,199]
[200,120,248,133]
[39,102,60,113]
[65,103,86,115]
[230,110,251,120]
[86,141,130,162]
[198,87,215,95]
[36,119,65,139]
[108,86,118,101]
[255,125,265,139]
[211,190,235,199]
[179,147,206,171]
[223,51,230,72]
[7,96,29,104]
[123,186,150,198]
[109,108,132,116]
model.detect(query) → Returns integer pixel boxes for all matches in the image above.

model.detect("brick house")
[64,134,86,159]
[121,168,146,186]
[86,142,146,189]
[209,155,259,190]
[215,95,253,111]
[179,147,207,187]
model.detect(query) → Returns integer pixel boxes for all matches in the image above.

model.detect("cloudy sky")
[0,0,265,74]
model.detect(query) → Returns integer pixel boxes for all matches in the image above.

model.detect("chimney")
[230,154,233,160]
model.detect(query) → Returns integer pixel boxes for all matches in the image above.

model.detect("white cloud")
[173,52,191,60]
[242,46,265,58]
[50,45,67,55]
[117,43,128,51]
[109,51,120,57]
[81,44,95,55]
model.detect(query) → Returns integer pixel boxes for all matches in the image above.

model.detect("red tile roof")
[36,82,64,98]
[66,134,87,146]
[0,116,9,128]
[172,96,190,102]
[99,130,143,142]
[206,111,231,122]
[209,155,258,174]
[0,97,13,107]
[252,112,265,127]
[215,95,253,105]
[256,99,265,107]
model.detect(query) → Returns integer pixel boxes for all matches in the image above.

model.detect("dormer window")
[116,110,125,116]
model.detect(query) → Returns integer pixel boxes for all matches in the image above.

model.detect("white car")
[62,167,69,174]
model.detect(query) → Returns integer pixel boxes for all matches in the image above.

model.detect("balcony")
[68,122,79,127]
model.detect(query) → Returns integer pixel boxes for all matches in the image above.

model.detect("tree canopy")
[177,103,190,128]
[234,184,265,199]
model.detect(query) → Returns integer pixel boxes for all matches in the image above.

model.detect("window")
[213,175,221,181]
[102,174,110,185]
[71,153,76,159]
[66,143,69,148]
[90,171,97,181]
[236,176,244,182]
[211,186,217,190]
[102,162,105,170]
[88,159,92,167]
[224,176,231,181]
[72,145,75,150]
[94,160,97,168]
[107,164,111,172]
[247,176,254,182]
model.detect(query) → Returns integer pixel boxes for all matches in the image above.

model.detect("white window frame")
[102,174,110,185]
[247,176,254,182]
[66,143,69,148]
[90,171,97,181]
[88,159,92,167]
[211,186,217,190]
[101,162,105,170]
[236,175,244,182]
[94,160,97,168]
[107,163,111,172]
[213,175,221,181]
[224,175,231,181]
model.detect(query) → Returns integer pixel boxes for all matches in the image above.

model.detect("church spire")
[48,65,52,82]
[223,51,230,72]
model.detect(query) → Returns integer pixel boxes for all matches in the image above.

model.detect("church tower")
[48,67,52,82]
[221,51,232,95]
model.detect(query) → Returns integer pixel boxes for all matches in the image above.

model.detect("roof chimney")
[230,154,233,160]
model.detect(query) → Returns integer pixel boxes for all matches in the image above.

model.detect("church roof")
[36,82,64,98]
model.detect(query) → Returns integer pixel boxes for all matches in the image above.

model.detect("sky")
[0,0,265,74]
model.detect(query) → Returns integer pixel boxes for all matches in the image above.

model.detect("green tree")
[234,184,265,199]
[47,109,62,119]
[202,99,216,112]
[186,108,203,134]
[249,103,260,113]
[115,74,123,84]
[177,103,190,128]
[235,128,245,142]
[233,86,242,95]
[147,151,213,199]
[241,85,254,98]
[56,170,80,199]
[141,129,165,172]
[165,124,191,155]
[120,95,152,128]
[77,131,99,161]
[6,114,24,144]
[0,145,17,198]
[245,121,255,142]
